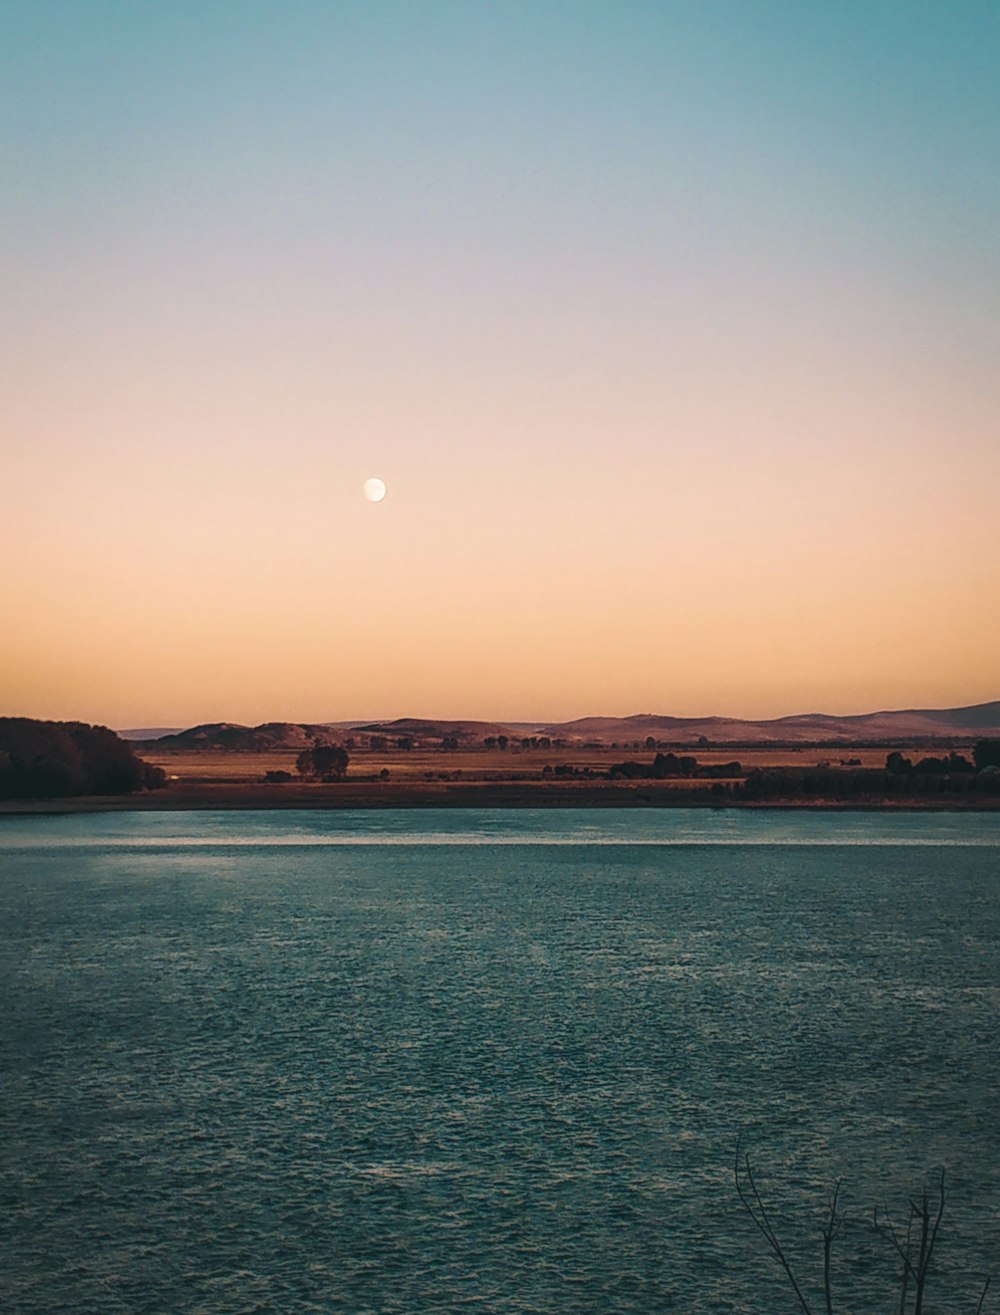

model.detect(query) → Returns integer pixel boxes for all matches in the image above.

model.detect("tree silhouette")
[295,745,349,781]
[0,718,166,799]
[735,1140,991,1314]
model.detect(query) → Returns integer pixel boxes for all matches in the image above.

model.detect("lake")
[1,809,998,1313]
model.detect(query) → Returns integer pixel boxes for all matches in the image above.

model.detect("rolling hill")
[538,701,1000,745]
[143,722,348,751]
[133,702,1000,750]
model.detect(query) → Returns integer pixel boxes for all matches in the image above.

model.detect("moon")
[363,477,386,503]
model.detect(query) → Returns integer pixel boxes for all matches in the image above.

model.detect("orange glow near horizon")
[5,376,998,728]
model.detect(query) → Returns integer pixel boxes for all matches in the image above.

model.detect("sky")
[3,1,999,727]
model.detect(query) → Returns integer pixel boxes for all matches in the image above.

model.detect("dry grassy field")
[142,742,958,786]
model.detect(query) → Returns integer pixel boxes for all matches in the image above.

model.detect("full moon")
[363,477,386,503]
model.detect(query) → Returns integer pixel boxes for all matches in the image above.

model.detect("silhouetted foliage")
[263,769,293,783]
[974,739,1000,770]
[741,762,1000,801]
[369,735,388,751]
[0,718,166,800]
[607,754,742,781]
[295,744,349,781]
[912,752,973,775]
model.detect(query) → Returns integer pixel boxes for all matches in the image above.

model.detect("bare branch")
[822,1180,843,1315]
[923,1170,946,1280]
[974,1275,991,1315]
[874,1191,925,1315]
[737,1153,990,1315]
[734,1137,817,1315]
[913,1187,932,1315]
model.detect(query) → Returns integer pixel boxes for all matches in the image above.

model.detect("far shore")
[3,779,1000,815]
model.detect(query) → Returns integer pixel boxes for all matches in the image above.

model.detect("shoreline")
[3,780,1000,815]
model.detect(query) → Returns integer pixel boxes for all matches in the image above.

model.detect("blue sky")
[3,2,999,722]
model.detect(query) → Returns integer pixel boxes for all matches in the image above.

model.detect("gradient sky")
[3,1,999,726]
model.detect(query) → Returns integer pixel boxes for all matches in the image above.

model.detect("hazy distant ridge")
[539,701,1000,744]
[132,702,1000,749]
[144,722,346,751]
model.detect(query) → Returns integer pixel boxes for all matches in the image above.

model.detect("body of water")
[1,809,998,1312]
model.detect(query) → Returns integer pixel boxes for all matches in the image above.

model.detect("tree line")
[537,742,1000,801]
[0,718,166,800]
[739,741,1000,801]
[608,752,743,780]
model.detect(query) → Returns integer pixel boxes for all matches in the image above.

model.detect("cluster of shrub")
[0,718,166,800]
[739,740,1000,801]
[608,752,743,781]
[483,736,565,750]
[551,742,1000,801]
[294,745,350,781]
[264,757,400,785]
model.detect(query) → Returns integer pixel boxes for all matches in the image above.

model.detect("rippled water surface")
[2,809,999,1313]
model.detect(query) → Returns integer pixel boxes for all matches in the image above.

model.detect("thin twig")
[734,1137,816,1315]
[974,1275,991,1315]
[923,1170,946,1281]
[822,1180,843,1315]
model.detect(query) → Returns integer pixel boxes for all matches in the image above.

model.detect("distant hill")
[137,702,1000,750]
[539,701,1000,745]
[118,727,183,741]
[146,722,348,751]
[353,718,515,745]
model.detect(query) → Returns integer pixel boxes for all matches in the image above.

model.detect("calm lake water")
[2,809,998,1313]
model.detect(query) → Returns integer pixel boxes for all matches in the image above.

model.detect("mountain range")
[126,701,1000,748]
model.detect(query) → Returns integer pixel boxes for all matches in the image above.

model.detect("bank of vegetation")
[589,741,1000,802]
[0,718,166,800]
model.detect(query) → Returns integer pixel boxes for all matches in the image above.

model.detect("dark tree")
[974,739,1000,770]
[497,735,509,751]
[0,718,166,800]
[296,744,349,781]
